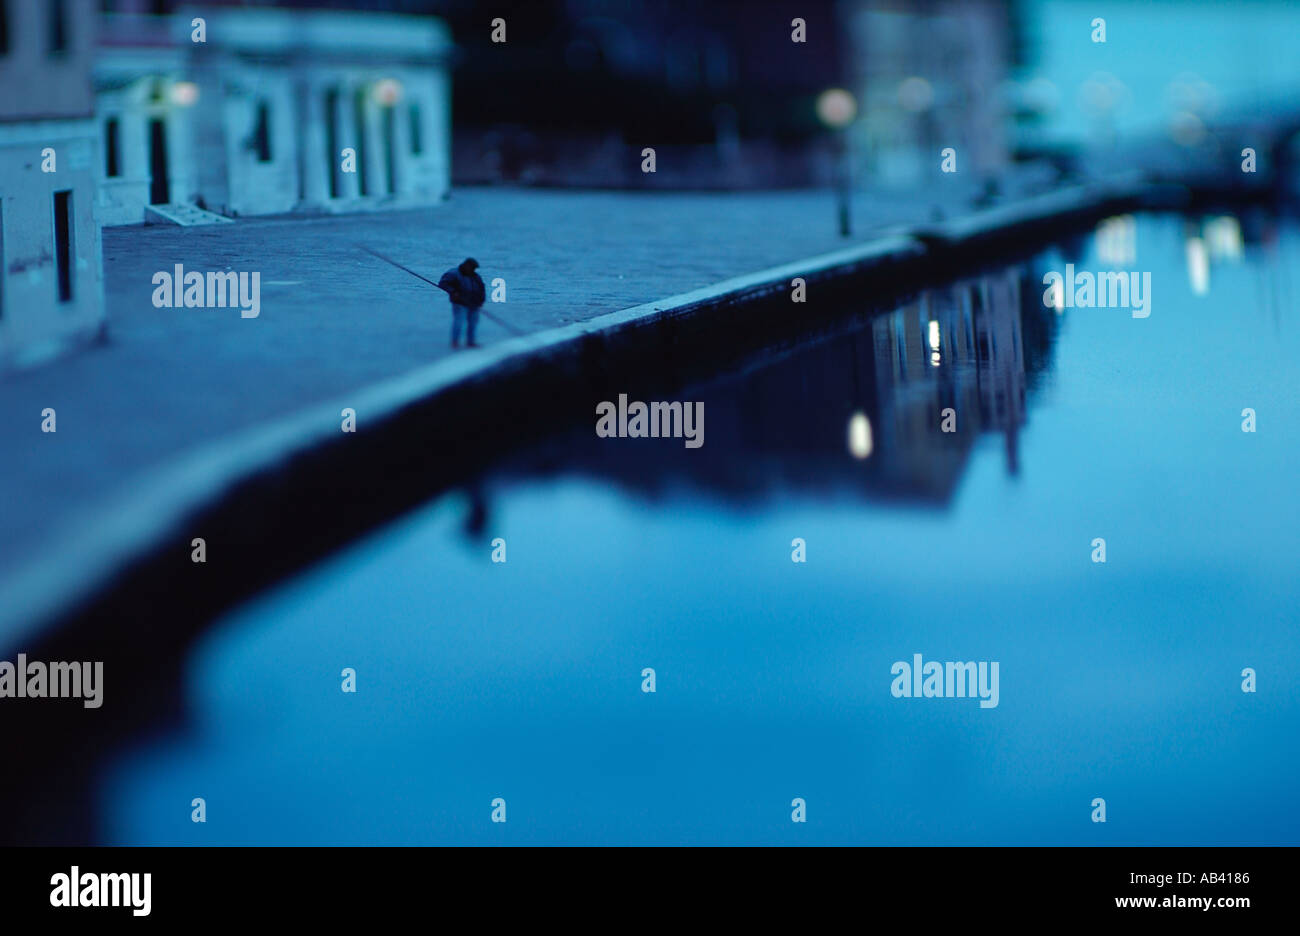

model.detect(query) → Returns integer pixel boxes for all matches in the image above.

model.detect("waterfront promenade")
[0,184,996,579]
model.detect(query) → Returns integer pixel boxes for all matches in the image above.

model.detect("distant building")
[0,0,105,370]
[94,7,452,224]
[838,0,1011,187]
[449,0,845,188]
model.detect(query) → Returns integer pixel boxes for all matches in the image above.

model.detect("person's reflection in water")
[462,485,489,540]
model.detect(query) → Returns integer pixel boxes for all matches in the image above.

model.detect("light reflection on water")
[103,214,1300,844]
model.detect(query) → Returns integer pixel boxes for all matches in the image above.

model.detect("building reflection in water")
[868,268,1027,491]
[504,263,1055,509]
[1183,213,1247,297]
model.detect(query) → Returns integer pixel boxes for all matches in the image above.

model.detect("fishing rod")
[359,245,525,337]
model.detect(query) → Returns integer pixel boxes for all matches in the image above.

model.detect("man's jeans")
[451,303,480,345]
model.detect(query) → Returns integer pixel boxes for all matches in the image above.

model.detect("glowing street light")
[372,78,403,107]
[170,81,199,107]
[816,88,858,239]
[816,88,857,128]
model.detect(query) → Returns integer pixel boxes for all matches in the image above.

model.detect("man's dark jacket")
[438,269,486,308]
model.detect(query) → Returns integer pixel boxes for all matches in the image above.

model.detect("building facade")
[0,0,105,370]
[839,0,1011,188]
[95,12,198,226]
[94,7,452,225]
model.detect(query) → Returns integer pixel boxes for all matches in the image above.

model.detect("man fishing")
[437,258,487,349]
[360,247,518,349]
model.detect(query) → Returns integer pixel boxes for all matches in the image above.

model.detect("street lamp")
[816,88,857,238]
[371,78,403,107]
[170,81,199,107]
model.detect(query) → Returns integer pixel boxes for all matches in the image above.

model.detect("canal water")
[103,213,1300,844]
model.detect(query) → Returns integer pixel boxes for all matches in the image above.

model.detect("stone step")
[144,203,234,226]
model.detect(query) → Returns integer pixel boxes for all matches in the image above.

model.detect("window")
[0,1,10,57]
[105,118,120,177]
[49,0,67,55]
[253,101,272,162]
[409,103,423,155]
[53,191,73,303]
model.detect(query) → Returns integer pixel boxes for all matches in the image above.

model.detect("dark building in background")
[446,0,847,188]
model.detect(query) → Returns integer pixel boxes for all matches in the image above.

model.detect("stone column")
[298,74,329,208]
[337,79,361,201]
[360,82,385,200]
